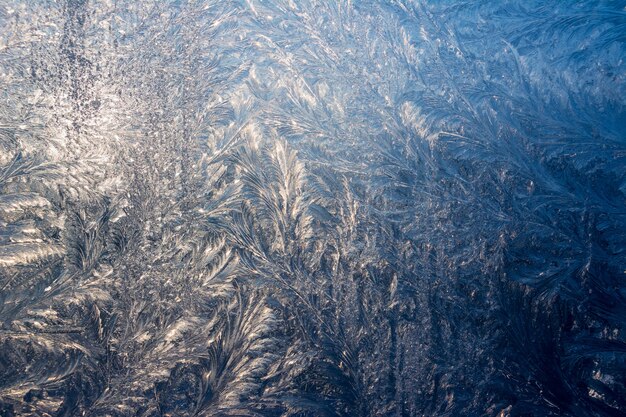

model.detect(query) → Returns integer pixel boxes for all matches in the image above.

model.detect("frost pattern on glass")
[0,1,624,416]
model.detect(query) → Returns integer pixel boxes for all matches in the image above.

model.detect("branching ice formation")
[0,1,625,416]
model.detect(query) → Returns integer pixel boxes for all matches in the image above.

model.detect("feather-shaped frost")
[0,0,624,416]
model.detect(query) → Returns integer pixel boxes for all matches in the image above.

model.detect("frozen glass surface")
[0,1,624,415]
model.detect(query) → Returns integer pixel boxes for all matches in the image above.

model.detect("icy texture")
[1,1,625,416]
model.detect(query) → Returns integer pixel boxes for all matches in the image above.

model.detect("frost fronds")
[1,0,624,416]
